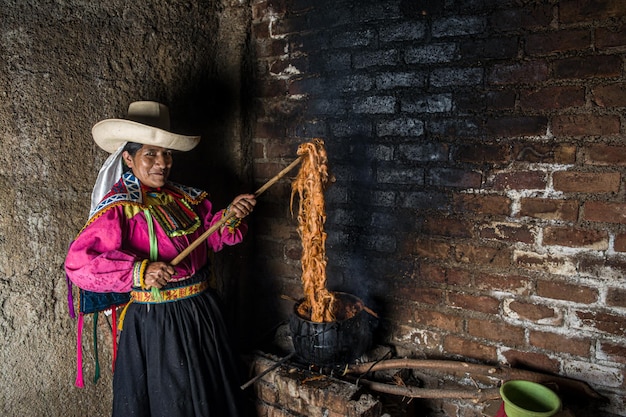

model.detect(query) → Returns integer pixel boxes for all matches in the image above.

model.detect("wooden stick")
[170,156,303,266]
[240,352,296,390]
[346,359,603,400]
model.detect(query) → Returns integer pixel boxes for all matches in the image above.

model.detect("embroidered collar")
[88,171,207,220]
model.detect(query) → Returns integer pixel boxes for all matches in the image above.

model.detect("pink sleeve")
[201,202,248,252]
[65,207,138,293]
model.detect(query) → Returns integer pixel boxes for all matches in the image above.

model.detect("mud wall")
[0,1,250,416]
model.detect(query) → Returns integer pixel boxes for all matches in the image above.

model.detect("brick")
[564,361,624,390]
[273,15,311,38]
[253,141,266,159]
[489,5,553,33]
[475,273,532,296]
[553,171,620,193]
[423,216,473,238]
[253,21,270,39]
[353,49,400,69]
[401,94,453,114]
[560,0,626,24]
[488,61,549,85]
[584,201,626,224]
[537,280,598,304]
[443,335,497,362]
[460,37,518,60]
[552,114,620,136]
[329,119,372,137]
[502,350,560,374]
[397,283,444,306]
[485,116,548,137]
[376,71,426,89]
[576,310,626,336]
[514,251,576,275]
[392,324,443,352]
[543,226,608,250]
[376,117,424,136]
[467,318,525,345]
[577,255,626,280]
[427,118,481,138]
[596,26,626,49]
[519,198,578,221]
[582,144,626,166]
[597,340,626,364]
[255,120,287,139]
[396,142,448,162]
[488,170,547,191]
[480,223,535,244]
[444,268,473,286]
[525,29,591,55]
[415,238,451,259]
[607,287,626,308]
[335,75,374,93]
[449,293,500,315]
[380,21,426,42]
[431,67,483,87]
[414,309,463,332]
[453,194,511,216]
[376,166,424,185]
[352,96,396,114]
[553,55,622,79]
[514,143,576,164]
[308,98,347,115]
[320,51,350,72]
[257,79,288,98]
[529,331,591,357]
[507,300,563,325]
[453,243,511,268]
[457,90,517,112]
[592,83,626,107]
[255,38,288,58]
[454,143,510,164]
[432,16,487,37]
[614,233,626,252]
[428,168,482,188]
[405,43,458,64]
[330,29,375,48]
[519,86,585,110]
[418,263,446,284]
[400,191,449,210]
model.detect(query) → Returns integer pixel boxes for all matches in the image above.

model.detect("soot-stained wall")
[250,0,626,415]
[0,1,251,416]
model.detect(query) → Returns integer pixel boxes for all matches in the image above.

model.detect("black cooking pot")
[289,292,376,366]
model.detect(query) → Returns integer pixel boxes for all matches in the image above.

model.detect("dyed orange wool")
[291,139,336,323]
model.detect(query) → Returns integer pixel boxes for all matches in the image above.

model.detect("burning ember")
[291,139,358,323]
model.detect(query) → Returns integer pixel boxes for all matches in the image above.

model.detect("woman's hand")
[227,193,257,219]
[143,261,175,289]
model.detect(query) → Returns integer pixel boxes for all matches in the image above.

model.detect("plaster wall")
[0,1,250,415]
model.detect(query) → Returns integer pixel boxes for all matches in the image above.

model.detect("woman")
[65,101,255,417]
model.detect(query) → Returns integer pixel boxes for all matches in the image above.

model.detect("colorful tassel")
[66,274,76,319]
[75,314,84,388]
[93,312,100,384]
[111,308,117,372]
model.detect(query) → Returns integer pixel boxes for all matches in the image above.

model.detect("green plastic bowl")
[500,380,561,417]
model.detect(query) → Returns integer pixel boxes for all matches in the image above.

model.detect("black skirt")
[112,279,249,417]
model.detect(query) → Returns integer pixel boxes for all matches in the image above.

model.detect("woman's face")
[122,145,173,188]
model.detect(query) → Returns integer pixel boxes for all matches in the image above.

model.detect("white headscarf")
[90,142,126,214]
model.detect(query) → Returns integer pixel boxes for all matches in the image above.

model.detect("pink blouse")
[65,188,246,293]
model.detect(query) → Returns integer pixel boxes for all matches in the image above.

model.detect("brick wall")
[248,1,626,415]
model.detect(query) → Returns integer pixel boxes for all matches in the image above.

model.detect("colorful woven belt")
[131,281,209,303]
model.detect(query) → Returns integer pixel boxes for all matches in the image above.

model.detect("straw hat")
[91,101,200,153]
